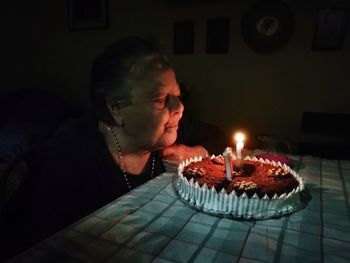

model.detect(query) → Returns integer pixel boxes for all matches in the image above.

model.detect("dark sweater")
[2,115,228,260]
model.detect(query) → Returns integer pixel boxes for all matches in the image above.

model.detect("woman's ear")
[106,101,125,127]
[109,103,120,113]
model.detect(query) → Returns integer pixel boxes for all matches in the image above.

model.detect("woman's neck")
[98,121,151,175]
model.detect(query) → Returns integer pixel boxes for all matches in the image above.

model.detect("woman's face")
[118,69,184,152]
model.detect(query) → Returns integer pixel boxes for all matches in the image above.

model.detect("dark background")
[1,0,349,150]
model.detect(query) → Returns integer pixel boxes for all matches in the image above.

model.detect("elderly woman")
[2,36,227,260]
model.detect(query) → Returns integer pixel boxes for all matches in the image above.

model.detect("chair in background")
[298,112,350,160]
[0,89,80,232]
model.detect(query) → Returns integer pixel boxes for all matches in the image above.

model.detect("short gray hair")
[90,36,172,125]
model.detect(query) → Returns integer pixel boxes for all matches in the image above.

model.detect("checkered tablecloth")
[9,152,350,263]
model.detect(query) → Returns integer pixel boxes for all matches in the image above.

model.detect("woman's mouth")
[165,124,178,130]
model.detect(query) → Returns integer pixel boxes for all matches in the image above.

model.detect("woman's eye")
[153,94,181,109]
[153,97,167,108]
[154,98,165,103]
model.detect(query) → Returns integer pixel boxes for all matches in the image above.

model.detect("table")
[8,152,350,263]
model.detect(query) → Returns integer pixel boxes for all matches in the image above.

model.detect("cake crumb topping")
[233,181,258,191]
[182,157,300,198]
[185,167,206,177]
[267,167,290,177]
[232,169,245,176]
[212,156,224,165]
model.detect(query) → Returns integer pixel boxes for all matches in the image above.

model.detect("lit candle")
[223,147,233,181]
[234,132,245,169]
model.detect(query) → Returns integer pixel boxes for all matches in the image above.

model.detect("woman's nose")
[168,95,184,114]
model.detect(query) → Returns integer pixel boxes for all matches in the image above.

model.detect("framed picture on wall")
[67,0,108,30]
[173,20,194,54]
[206,17,230,53]
[312,8,348,51]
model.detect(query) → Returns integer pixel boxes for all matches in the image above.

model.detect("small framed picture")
[312,8,348,51]
[206,17,230,54]
[173,20,194,54]
[67,0,108,30]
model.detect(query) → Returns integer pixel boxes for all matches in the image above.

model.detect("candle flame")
[234,132,245,143]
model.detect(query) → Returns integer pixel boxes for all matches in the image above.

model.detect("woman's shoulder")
[51,117,98,141]
[50,117,101,148]
[28,117,103,168]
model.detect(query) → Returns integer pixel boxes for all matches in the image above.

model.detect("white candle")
[223,147,233,181]
[234,132,245,168]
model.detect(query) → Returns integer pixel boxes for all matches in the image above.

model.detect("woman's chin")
[164,126,178,133]
[160,134,177,148]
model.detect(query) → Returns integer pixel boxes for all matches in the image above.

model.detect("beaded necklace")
[109,127,155,190]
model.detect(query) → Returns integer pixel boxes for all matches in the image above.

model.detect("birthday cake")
[174,155,305,219]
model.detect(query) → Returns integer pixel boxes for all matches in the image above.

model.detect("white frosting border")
[174,155,305,219]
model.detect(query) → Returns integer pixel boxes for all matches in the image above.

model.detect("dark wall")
[1,0,349,146]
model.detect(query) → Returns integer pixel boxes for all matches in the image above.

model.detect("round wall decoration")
[241,0,294,52]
